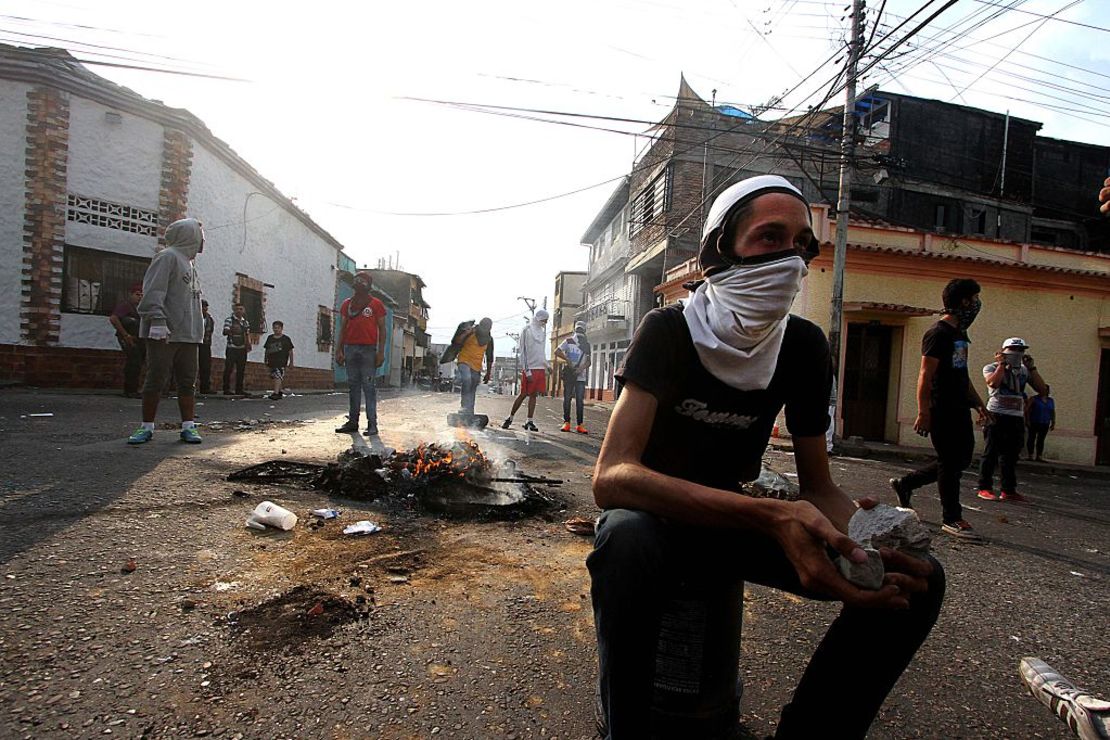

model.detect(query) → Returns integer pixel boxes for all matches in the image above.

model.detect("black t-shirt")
[264,335,294,367]
[921,320,970,411]
[616,306,831,491]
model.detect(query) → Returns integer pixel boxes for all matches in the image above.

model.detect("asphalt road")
[0,387,1107,739]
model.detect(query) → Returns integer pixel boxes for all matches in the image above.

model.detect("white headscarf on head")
[520,309,549,370]
[683,175,811,391]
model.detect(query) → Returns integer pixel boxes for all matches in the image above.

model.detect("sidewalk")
[770,435,1110,480]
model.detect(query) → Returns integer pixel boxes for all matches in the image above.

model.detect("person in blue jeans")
[589,176,942,739]
[334,271,387,436]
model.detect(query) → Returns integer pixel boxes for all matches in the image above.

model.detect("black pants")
[1026,423,1050,459]
[223,346,247,394]
[117,336,144,395]
[198,342,212,394]
[978,415,1025,493]
[563,379,585,424]
[900,409,974,524]
[587,509,945,740]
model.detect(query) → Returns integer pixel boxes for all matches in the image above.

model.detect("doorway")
[1096,348,1110,465]
[843,322,893,441]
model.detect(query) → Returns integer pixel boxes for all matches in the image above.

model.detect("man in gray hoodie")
[128,218,206,445]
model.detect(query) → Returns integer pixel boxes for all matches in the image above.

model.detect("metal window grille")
[239,286,264,334]
[66,195,158,236]
[62,244,150,315]
[629,167,671,238]
[317,306,333,348]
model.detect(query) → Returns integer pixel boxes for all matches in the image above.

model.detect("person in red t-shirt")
[335,271,387,436]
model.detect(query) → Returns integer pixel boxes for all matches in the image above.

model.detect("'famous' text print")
[674,399,758,429]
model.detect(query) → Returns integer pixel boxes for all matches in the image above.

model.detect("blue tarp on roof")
[715,105,755,120]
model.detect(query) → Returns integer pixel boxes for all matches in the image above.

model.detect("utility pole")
[517,296,536,317]
[828,0,865,442]
[507,331,521,396]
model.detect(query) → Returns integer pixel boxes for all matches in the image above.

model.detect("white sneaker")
[1020,657,1110,740]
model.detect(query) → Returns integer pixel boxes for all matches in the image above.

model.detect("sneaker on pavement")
[576,425,588,434]
[1019,656,1110,740]
[363,426,379,436]
[889,477,913,508]
[269,392,281,400]
[941,519,982,540]
[501,417,512,429]
[1000,490,1027,503]
[523,420,539,432]
[560,422,572,432]
[127,427,153,445]
[179,427,202,444]
[335,421,359,433]
[977,489,998,501]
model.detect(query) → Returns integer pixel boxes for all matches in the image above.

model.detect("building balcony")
[577,298,630,334]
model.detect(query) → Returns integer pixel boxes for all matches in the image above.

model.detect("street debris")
[245,501,298,531]
[227,460,323,483]
[121,558,136,574]
[564,517,596,536]
[228,439,565,521]
[741,464,801,501]
[311,508,341,519]
[231,489,249,498]
[342,520,382,536]
[226,586,368,654]
[27,412,54,418]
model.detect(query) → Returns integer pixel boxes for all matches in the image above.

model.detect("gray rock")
[836,546,885,590]
[743,465,801,501]
[848,504,932,558]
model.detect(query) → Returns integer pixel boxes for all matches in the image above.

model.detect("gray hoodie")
[138,218,204,344]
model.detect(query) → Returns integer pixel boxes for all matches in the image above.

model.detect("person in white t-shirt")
[555,322,592,433]
[977,337,1048,502]
[502,310,549,431]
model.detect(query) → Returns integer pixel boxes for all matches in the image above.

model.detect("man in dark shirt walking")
[890,278,990,540]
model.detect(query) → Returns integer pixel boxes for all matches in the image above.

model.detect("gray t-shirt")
[982,362,1028,417]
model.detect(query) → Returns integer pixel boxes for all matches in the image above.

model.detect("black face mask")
[952,298,982,331]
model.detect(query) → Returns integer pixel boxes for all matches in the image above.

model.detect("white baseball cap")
[1002,337,1029,350]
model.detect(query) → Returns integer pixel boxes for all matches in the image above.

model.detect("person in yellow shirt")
[455,318,494,417]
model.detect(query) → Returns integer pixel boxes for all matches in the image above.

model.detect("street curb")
[769,440,1110,481]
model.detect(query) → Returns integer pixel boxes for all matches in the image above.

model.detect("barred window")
[66,194,158,236]
[62,244,150,315]
[317,305,333,349]
[239,286,264,334]
[629,167,671,238]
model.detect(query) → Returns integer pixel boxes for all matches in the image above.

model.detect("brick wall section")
[21,86,70,346]
[158,128,192,240]
[0,344,334,390]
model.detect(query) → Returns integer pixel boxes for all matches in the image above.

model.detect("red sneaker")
[1000,491,1027,503]
[575,425,588,434]
[977,489,998,501]
[560,422,571,432]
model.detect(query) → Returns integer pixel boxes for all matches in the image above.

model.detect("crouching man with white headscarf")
[587,176,944,739]
[501,309,549,431]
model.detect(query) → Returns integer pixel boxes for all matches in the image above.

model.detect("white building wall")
[59,97,163,349]
[66,97,162,211]
[188,144,338,371]
[0,81,30,345]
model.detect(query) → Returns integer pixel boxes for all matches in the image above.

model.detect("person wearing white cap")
[587,175,942,738]
[977,337,1048,502]
[555,320,591,433]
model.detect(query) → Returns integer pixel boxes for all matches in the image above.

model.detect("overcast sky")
[4,0,1107,344]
